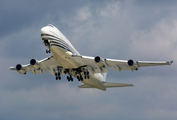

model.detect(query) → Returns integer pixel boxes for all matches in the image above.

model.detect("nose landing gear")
[46,49,51,53]
[43,40,51,53]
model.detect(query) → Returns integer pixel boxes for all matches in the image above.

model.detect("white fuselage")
[41,25,106,91]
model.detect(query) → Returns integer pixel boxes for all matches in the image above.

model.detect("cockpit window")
[48,24,54,28]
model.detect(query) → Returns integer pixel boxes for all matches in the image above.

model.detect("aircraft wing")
[74,55,173,73]
[9,56,63,76]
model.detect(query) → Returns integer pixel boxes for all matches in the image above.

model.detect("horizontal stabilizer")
[78,84,95,88]
[78,82,133,89]
[103,82,133,88]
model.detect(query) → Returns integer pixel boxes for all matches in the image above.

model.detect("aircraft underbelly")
[50,46,106,90]
[50,46,80,69]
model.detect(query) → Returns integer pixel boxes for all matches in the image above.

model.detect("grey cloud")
[0,0,90,37]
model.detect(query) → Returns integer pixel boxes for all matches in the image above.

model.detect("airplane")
[9,24,173,91]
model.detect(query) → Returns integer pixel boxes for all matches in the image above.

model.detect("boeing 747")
[9,24,173,91]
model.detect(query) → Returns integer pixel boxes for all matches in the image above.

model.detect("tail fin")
[102,73,107,82]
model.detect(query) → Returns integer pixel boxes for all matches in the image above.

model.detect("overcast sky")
[0,0,177,120]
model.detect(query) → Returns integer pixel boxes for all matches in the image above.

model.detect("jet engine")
[94,56,106,67]
[127,59,139,70]
[16,64,26,74]
[30,59,40,70]
[127,59,134,66]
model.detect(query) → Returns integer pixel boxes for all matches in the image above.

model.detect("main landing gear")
[55,72,61,80]
[77,75,83,81]
[54,68,90,82]
[67,75,73,82]
[84,71,89,79]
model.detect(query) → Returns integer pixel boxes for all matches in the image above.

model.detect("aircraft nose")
[41,27,48,34]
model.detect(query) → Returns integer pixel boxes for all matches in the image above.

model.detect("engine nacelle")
[127,59,134,66]
[30,59,40,70]
[127,59,139,70]
[16,64,26,74]
[94,56,106,67]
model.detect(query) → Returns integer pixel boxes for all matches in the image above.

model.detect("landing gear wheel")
[58,72,60,76]
[55,72,61,80]
[80,76,83,81]
[84,71,89,80]
[77,76,80,81]
[46,49,51,53]
[70,75,73,82]
[67,76,70,82]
